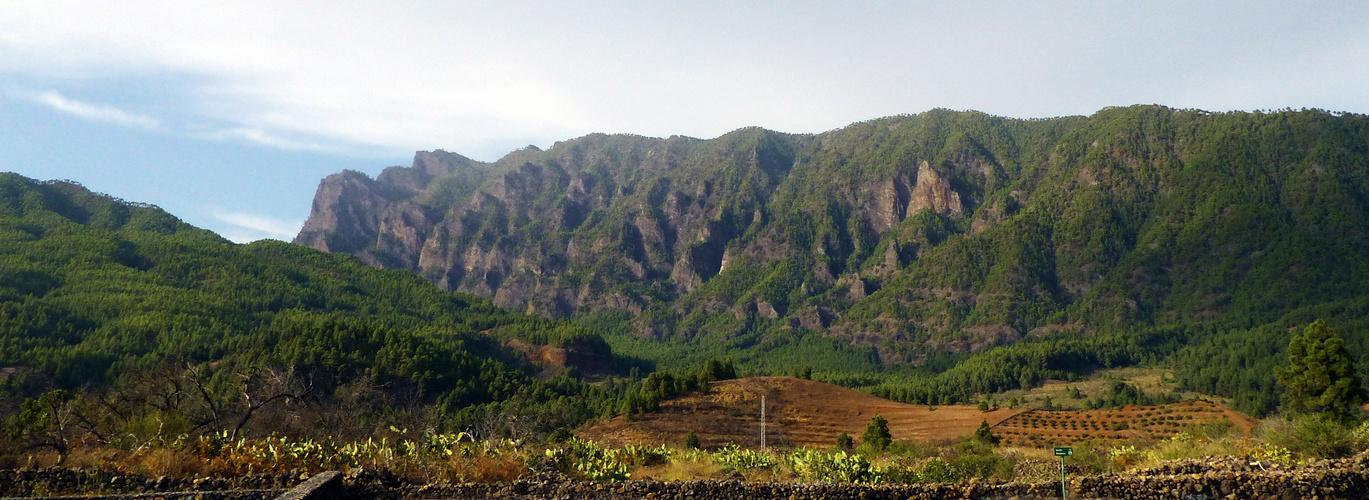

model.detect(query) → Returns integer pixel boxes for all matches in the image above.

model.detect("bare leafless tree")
[228,366,313,439]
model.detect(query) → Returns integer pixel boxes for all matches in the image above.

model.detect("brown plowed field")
[581,376,1022,449]
[581,377,1257,450]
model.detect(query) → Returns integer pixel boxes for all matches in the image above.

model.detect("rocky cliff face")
[297,128,972,319]
[297,107,1369,362]
[295,150,485,270]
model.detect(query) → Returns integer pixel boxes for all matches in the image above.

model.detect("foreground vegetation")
[8,412,1369,486]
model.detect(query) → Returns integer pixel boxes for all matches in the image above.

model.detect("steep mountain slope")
[296,106,1369,362]
[0,173,623,437]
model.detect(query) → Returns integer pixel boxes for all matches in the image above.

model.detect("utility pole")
[760,393,766,450]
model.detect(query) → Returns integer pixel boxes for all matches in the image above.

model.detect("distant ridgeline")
[296,106,1369,415]
[0,173,671,439]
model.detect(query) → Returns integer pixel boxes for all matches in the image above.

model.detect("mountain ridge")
[295,105,1369,363]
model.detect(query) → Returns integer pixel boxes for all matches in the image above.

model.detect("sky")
[2,2,1367,242]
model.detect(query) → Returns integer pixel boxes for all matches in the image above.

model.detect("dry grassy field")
[581,377,1254,449]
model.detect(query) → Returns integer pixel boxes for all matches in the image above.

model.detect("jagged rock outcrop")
[909,160,963,217]
[294,150,482,270]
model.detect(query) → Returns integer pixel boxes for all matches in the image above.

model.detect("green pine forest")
[4,105,1369,449]
[0,174,646,443]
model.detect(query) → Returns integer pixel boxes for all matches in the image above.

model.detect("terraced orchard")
[993,400,1257,447]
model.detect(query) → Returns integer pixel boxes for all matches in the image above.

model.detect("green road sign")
[1055,447,1073,500]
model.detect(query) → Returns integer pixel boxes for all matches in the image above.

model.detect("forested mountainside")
[0,173,645,439]
[297,105,1369,364]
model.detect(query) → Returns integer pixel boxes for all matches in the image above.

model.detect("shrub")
[1287,414,1358,458]
[1109,445,1143,468]
[684,431,700,450]
[787,449,874,484]
[543,438,666,482]
[955,454,1001,479]
[917,457,958,483]
[871,462,920,484]
[711,444,777,472]
[835,432,853,450]
[1353,421,1369,451]
[1250,444,1294,465]
[547,428,574,443]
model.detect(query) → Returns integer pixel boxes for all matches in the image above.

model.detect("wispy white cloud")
[209,209,302,243]
[33,90,160,129]
[0,2,1368,160]
[193,126,333,152]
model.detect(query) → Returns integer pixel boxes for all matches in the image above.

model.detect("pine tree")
[1276,320,1367,421]
[972,419,1000,445]
[861,413,892,451]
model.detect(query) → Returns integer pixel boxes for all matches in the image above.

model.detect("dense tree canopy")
[0,174,635,443]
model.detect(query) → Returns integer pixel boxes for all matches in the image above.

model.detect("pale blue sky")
[2,1,1367,242]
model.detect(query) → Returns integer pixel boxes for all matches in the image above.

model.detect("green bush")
[547,427,574,443]
[835,432,853,450]
[786,449,874,484]
[543,438,668,482]
[870,462,921,484]
[711,444,778,472]
[684,430,700,450]
[1277,414,1359,459]
[954,454,1001,479]
[917,457,958,483]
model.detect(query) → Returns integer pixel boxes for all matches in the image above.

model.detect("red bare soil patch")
[992,400,1258,447]
[580,377,1022,449]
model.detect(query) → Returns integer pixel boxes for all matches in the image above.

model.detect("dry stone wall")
[0,468,302,498]
[6,455,1369,500]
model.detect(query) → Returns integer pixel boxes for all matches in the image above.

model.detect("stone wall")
[5,454,1369,500]
[0,468,302,498]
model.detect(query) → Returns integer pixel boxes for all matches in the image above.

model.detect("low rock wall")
[5,455,1369,500]
[0,468,301,498]
[342,463,1369,500]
